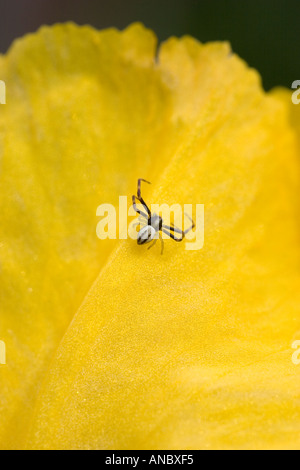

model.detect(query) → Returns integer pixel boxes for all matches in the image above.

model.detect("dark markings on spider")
[132,178,195,254]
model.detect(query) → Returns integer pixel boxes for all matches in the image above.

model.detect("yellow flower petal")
[1,23,300,450]
[0,22,172,449]
[271,86,300,149]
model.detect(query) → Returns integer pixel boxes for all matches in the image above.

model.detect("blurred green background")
[0,0,298,90]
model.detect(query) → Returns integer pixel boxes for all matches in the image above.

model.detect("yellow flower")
[0,22,300,450]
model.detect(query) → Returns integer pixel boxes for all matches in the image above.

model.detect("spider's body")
[137,214,162,245]
[132,179,194,254]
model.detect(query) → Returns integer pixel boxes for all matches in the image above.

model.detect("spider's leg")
[135,195,151,217]
[162,225,186,241]
[132,216,146,228]
[162,223,194,242]
[137,178,151,198]
[184,212,195,228]
[162,228,184,242]
[162,213,195,241]
[136,179,152,216]
[182,213,195,236]
[147,238,158,250]
[132,195,148,218]
[162,224,184,235]
[159,231,164,255]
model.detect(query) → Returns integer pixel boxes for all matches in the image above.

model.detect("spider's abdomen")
[137,225,156,245]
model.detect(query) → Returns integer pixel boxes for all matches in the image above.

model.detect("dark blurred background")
[0,0,298,90]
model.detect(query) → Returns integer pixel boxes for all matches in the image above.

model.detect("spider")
[132,178,195,254]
